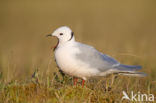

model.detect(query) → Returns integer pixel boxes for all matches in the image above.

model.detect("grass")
[0,67,155,103]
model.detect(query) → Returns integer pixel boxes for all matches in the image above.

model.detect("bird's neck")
[53,37,75,51]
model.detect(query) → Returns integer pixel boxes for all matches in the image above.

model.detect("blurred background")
[0,0,156,82]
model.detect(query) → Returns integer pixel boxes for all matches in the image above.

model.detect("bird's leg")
[82,80,85,87]
[73,77,78,85]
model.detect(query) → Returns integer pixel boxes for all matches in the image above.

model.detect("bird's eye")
[59,33,63,36]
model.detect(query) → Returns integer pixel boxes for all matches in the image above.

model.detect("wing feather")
[75,42,119,71]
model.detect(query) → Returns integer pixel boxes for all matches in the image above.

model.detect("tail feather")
[115,64,142,71]
[113,64,146,77]
[118,71,147,77]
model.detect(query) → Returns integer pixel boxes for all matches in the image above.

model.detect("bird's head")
[47,26,75,44]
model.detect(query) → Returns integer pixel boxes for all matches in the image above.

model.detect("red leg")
[82,80,85,87]
[74,77,78,85]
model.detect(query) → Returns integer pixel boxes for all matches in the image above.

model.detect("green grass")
[0,69,155,103]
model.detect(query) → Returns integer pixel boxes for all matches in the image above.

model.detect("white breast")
[54,42,99,80]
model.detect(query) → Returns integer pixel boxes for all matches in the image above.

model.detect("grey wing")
[75,43,120,71]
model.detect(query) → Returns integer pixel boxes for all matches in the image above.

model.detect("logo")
[122,91,155,102]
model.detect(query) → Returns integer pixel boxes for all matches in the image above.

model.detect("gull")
[47,26,146,86]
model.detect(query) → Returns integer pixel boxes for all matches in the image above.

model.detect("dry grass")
[0,0,156,103]
[0,70,155,103]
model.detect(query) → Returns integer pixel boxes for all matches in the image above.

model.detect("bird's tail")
[113,64,146,77]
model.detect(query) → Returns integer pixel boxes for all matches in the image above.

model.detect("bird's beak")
[46,34,52,37]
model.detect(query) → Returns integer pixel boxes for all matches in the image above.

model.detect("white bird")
[47,26,146,86]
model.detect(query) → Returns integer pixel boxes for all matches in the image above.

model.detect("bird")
[47,26,146,87]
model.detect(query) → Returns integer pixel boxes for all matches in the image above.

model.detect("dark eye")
[59,33,63,36]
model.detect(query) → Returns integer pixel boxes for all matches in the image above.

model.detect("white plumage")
[47,26,146,85]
